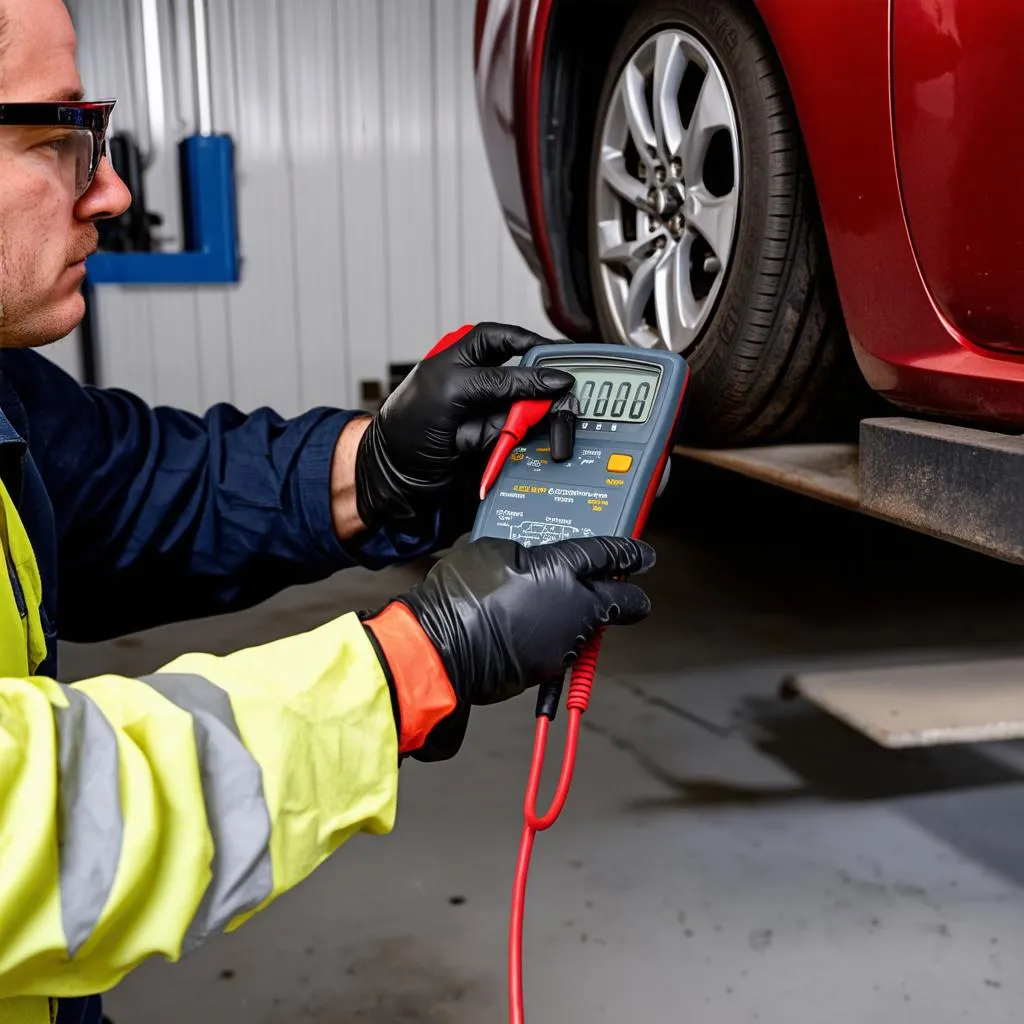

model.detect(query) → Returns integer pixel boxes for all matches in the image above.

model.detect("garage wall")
[67,0,551,417]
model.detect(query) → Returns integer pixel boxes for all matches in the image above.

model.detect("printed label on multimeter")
[472,345,689,546]
[486,439,639,546]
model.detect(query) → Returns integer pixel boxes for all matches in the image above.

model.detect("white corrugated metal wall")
[66,0,551,417]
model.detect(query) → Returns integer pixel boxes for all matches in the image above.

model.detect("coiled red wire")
[509,632,604,1024]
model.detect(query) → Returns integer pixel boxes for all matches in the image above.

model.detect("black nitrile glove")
[354,323,577,531]
[405,535,655,703]
[363,536,655,762]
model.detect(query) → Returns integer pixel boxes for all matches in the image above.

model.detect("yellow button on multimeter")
[607,454,633,473]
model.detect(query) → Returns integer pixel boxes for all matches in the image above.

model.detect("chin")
[7,292,88,349]
[58,290,87,336]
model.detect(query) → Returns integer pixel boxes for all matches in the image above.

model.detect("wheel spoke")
[623,248,666,339]
[654,234,702,352]
[600,233,662,274]
[600,148,651,210]
[653,33,686,159]
[682,67,733,179]
[621,59,658,158]
[685,184,738,262]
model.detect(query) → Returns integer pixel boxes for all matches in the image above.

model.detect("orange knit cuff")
[365,602,458,754]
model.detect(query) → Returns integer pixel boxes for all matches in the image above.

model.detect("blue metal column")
[87,134,240,285]
[86,0,240,287]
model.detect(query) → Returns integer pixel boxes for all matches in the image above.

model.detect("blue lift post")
[79,0,239,383]
[86,133,240,286]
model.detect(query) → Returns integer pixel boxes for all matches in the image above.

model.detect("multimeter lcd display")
[542,360,662,423]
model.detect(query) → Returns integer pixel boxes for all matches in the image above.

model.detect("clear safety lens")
[57,129,97,199]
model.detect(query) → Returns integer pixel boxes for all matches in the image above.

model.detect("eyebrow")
[47,87,86,102]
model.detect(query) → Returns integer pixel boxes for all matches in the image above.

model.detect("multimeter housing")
[471,345,689,546]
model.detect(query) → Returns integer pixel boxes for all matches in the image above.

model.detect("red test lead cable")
[425,326,656,1021]
[509,630,605,1024]
[506,459,667,1022]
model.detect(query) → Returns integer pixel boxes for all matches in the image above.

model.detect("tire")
[587,0,864,445]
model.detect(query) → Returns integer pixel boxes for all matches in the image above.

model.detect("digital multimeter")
[471,345,690,545]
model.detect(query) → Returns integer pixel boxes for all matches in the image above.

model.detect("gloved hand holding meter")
[359,324,689,1022]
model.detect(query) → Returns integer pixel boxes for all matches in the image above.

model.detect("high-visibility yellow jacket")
[0,350,445,1024]
[0,469,402,1024]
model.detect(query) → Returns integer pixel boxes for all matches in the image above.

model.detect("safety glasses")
[0,100,116,199]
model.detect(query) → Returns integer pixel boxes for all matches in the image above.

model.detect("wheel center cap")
[661,188,683,219]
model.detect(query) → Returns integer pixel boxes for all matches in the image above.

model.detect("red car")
[474,0,1024,446]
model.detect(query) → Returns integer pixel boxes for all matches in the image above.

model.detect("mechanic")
[0,3,657,1024]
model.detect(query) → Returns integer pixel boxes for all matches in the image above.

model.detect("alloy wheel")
[594,29,741,353]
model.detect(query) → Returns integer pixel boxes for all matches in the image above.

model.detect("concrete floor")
[70,461,1024,1023]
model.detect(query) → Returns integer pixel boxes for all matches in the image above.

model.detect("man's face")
[0,0,130,347]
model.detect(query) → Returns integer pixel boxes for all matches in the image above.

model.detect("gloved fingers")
[551,391,580,416]
[454,413,506,453]
[543,535,657,581]
[454,322,560,367]
[456,366,575,417]
[424,324,475,364]
[590,579,653,626]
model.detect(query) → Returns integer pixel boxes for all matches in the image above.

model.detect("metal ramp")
[676,417,1024,746]
[783,658,1024,748]
[676,416,1024,565]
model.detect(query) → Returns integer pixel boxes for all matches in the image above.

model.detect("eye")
[35,133,72,154]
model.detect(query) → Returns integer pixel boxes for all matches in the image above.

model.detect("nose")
[75,156,133,222]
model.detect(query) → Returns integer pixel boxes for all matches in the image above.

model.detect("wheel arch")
[536,0,627,338]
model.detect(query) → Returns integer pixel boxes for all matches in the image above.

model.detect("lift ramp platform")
[676,416,1024,566]
[677,417,1024,747]
[781,658,1024,748]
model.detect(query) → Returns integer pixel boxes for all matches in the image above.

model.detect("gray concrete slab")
[67,462,1024,1023]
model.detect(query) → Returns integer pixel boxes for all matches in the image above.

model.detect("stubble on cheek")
[0,173,86,346]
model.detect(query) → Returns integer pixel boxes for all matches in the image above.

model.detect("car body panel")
[474,0,1024,427]
[475,0,535,270]
[891,0,1024,352]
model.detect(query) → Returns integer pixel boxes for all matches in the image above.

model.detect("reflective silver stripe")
[54,688,124,958]
[140,673,273,954]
